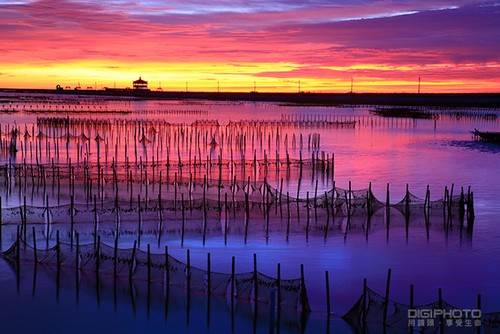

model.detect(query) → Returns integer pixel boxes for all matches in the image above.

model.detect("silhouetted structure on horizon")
[133,77,148,90]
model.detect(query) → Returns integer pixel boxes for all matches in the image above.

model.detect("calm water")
[0,93,499,333]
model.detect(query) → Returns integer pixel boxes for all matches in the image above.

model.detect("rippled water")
[0,93,499,332]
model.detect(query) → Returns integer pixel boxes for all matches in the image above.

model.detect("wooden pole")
[276,263,282,306]
[324,192,330,240]
[410,284,414,310]
[207,252,211,294]
[306,191,310,241]
[477,294,481,334]
[23,196,27,241]
[113,236,118,279]
[244,192,249,244]
[325,270,331,315]
[76,233,80,272]
[383,268,392,327]
[231,256,235,299]
[187,249,191,294]
[32,226,37,263]
[129,240,137,280]
[147,244,151,283]
[165,245,170,287]
[93,195,98,248]
[253,253,258,303]
[56,230,61,270]
[137,195,142,247]
[181,193,185,246]
[70,194,75,247]
[300,264,310,314]
[224,193,228,245]
[286,192,291,241]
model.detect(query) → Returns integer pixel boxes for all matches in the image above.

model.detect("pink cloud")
[0,0,498,90]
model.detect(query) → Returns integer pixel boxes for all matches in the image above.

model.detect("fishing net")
[78,243,97,269]
[189,266,207,292]
[483,312,500,333]
[167,254,187,287]
[280,278,302,307]
[133,249,165,283]
[209,271,231,295]
[255,272,278,302]
[234,272,254,300]
[343,287,497,332]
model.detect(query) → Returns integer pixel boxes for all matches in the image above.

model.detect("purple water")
[0,92,499,332]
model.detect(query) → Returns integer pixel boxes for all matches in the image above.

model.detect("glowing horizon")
[1,0,499,93]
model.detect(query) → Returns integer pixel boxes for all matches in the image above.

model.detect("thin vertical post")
[181,193,185,246]
[300,263,310,327]
[253,253,258,303]
[207,252,211,294]
[383,268,392,327]
[113,236,118,279]
[70,194,75,247]
[477,294,481,334]
[306,191,310,241]
[231,256,235,299]
[56,230,61,270]
[224,193,228,245]
[96,236,101,273]
[76,233,80,272]
[137,195,142,247]
[93,195,98,248]
[147,244,151,283]
[277,263,281,307]
[410,284,414,309]
[186,249,191,293]
[361,278,367,326]
[129,240,137,280]
[325,271,330,315]
[32,227,37,263]
[165,245,170,287]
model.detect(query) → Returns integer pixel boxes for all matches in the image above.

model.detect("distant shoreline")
[1,88,500,108]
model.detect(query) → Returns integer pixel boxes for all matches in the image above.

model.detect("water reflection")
[0,257,320,334]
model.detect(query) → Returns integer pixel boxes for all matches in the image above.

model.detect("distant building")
[133,77,148,90]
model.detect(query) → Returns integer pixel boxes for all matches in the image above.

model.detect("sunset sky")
[1,0,499,92]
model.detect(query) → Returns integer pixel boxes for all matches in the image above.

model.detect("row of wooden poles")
[2,120,327,169]
[8,227,485,334]
[0,181,475,253]
[0,149,334,208]
[10,226,311,333]
[1,104,213,115]
[0,156,473,219]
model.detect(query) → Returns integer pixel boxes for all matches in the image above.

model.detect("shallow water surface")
[0,93,499,332]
